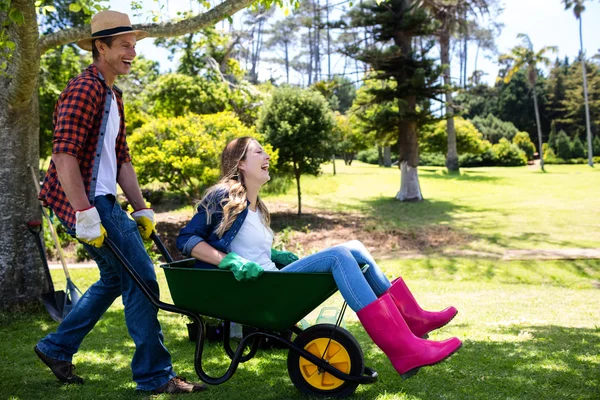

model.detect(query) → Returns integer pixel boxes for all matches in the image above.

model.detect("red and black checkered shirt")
[39,64,132,229]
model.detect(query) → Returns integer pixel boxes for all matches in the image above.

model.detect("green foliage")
[258,86,334,177]
[419,152,446,167]
[571,135,586,159]
[311,76,357,114]
[548,120,558,152]
[470,113,519,144]
[351,79,398,146]
[420,117,487,155]
[145,73,231,118]
[333,113,369,165]
[491,138,527,166]
[38,45,90,159]
[543,143,558,163]
[512,131,536,160]
[593,135,600,156]
[555,130,572,159]
[129,112,275,198]
[357,147,379,164]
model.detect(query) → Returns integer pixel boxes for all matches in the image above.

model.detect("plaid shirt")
[39,64,132,229]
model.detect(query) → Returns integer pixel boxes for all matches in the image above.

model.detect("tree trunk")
[532,85,545,172]
[294,164,302,215]
[579,17,593,167]
[285,41,290,84]
[326,0,331,79]
[377,145,384,167]
[396,119,422,201]
[0,1,46,310]
[440,26,459,173]
[383,146,392,167]
[332,154,336,174]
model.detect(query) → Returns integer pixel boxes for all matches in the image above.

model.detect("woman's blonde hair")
[199,136,271,238]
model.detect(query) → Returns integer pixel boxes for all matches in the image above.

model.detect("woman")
[177,137,461,379]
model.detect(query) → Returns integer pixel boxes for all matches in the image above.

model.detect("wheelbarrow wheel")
[287,324,364,398]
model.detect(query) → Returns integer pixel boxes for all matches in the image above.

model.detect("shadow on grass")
[351,323,600,400]
[419,168,505,183]
[3,303,599,400]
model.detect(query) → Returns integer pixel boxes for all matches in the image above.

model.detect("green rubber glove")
[218,252,264,281]
[271,249,299,268]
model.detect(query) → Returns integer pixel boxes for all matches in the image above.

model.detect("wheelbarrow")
[105,233,378,398]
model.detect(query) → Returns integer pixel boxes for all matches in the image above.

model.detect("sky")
[108,0,600,86]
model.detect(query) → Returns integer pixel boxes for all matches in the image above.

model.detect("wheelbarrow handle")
[150,232,174,264]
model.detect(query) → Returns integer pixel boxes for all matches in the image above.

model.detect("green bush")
[129,112,277,198]
[420,117,487,155]
[419,152,446,166]
[594,135,600,156]
[543,143,558,163]
[555,130,572,159]
[512,131,536,160]
[470,114,518,144]
[571,136,587,159]
[357,148,379,164]
[491,138,527,166]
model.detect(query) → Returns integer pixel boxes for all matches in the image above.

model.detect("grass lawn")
[264,163,600,253]
[1,259,599,400]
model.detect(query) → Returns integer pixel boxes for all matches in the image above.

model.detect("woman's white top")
[230,208,278,271]
[95,92,119,196]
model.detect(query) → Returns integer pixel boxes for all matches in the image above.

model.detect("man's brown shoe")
[34,346,84,384]
[151,376,207,394]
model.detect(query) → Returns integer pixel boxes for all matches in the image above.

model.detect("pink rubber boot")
[386,277,458,338]
[357,294,462,379]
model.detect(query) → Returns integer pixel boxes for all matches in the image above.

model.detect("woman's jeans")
[281,240,391,312]
[36,195,175,391]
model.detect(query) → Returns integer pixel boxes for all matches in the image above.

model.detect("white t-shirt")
[95,92,119,196]
[230,208,278,271]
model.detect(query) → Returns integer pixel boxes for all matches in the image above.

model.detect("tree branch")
[39,0,255,55]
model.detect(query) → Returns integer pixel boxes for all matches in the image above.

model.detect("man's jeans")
[36,195,175,391]
[281,240,391,312]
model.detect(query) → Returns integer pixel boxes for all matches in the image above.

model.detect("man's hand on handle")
[75,206,107,247]
[131,208,155,240]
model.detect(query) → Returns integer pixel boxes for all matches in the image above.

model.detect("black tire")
[287,324,364,398]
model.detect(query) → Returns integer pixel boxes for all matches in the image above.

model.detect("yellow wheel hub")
[299,338,351,390]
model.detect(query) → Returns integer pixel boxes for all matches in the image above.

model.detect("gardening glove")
[270,248,299,267]
[131,208,155,240]
[218,252,264,282]
[75,206,107,248]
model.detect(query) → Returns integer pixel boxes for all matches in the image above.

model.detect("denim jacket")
[176,188,250,269]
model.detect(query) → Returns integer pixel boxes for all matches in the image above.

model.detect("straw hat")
[76,10,148,51]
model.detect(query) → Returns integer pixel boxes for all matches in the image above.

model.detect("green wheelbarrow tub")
[160,259,339,332]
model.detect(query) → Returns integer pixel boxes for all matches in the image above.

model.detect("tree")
[556,130,572,159]
[423,0,490,173]
[333,112,369,165]
[500,34,557,171]
[0,0,296,310]
[563,0,594,166]
[265,17,298,84]
[257,86,335,214]
[345,0,444,201]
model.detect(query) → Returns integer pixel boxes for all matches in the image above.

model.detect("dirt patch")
[153,204,471,260]
[266,204,471,258]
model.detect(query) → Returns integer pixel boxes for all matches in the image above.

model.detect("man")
[34,10,205,395]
